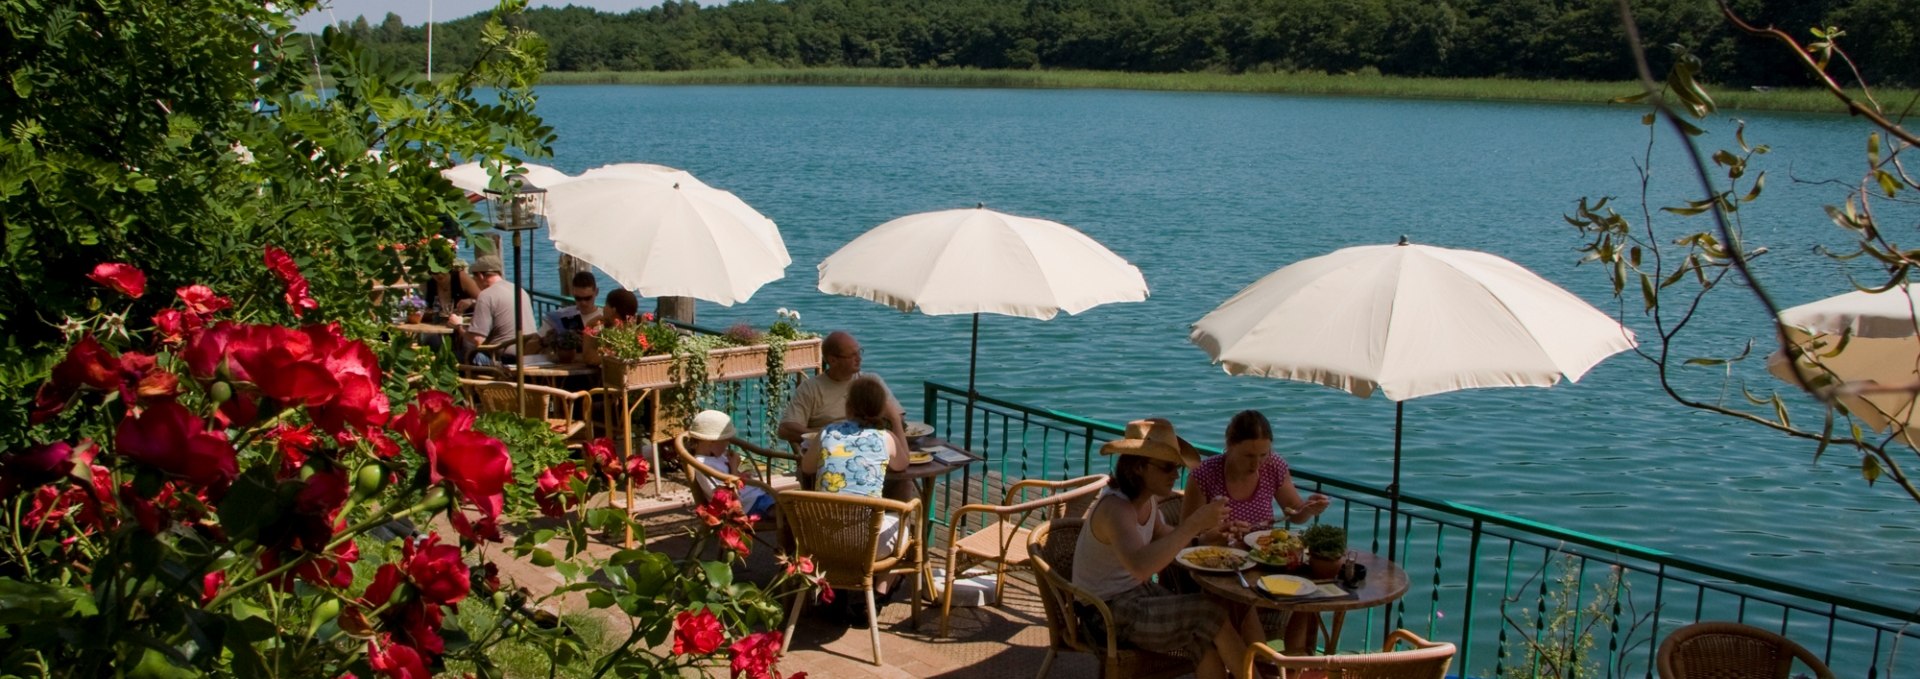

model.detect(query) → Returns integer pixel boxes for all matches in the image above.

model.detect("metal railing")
[921,380,1917,678]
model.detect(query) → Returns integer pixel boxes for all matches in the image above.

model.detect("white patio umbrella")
[440,161,572,196]
[1190,237,1636,564]
[577,163,710,189]
[817,205,1149,449]
[540,175,790,306]
[1767,285,1920,436]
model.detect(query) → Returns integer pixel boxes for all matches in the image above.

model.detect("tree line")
[335,0,1920,87]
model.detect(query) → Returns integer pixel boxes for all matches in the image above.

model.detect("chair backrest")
[1247,630,1456,678]
[778,489,917,591]
[1657,622,1836,679]
[1157,489,1184,528]
[1028,518,1093,653]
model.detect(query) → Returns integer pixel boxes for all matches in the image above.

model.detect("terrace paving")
[489,505,1124,679]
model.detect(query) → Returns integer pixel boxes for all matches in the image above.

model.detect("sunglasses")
[572,294,596,302]
[1149,461,1181,475]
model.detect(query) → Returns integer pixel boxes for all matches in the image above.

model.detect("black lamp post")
[483,174,548,412]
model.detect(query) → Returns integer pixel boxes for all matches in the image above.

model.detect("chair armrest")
[1046,570,1125,662]
[730,437,800,462]
[1383,629,1444,652]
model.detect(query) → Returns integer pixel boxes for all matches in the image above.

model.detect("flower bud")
[352,463,385,501]
[419,486,451,513]
[208,381,232,404]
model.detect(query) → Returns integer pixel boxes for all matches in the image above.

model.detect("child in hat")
[686,410,774,519]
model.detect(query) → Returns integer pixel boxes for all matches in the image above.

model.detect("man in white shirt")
[540,270,602,342]
[777,330,905,443]
[464,253,538,363]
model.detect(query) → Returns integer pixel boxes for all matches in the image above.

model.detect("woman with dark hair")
[598,289,640,327]
[1181,409,1329,540]
[800,376,911,606]
[1073,418,1260,679]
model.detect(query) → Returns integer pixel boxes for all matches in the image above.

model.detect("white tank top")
[1072,488,1158,600]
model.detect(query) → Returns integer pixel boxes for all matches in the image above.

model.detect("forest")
[335,0,1919,87]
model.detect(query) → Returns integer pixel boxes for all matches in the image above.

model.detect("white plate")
[1176,546,1253,573]
[1256,574,1317,597]
[904,421,935,438]
[1241,529,1295,551]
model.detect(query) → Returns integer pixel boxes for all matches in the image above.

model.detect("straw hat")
[687,410,736,441]
[1099,418,1201,468]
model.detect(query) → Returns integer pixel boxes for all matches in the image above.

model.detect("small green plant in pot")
[1301,524,1347,580]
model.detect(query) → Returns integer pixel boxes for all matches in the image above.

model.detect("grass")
[535,67,1899,114]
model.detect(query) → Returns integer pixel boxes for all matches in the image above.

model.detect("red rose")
[392,391,471,458]
[152,309,192,345]
[115,399,237,488]
[175,284,233,318]
[367,637,429,679]
[534,462,587,518]
[269,423,319,474]
[673,609,726,655]
[263,246,319,317]
[403,533,469,606]
[727,631,785,679]
[201,571,225,606]
[0,442,78,496]
[87,262,146,299]
[434,430,510,523]
[783,555,816,577]
[363,563,407,610]
[719,524,750,557]
[304,324,389,434]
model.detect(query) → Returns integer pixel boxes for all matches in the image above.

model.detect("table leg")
[1323,611,1348,655]
[621,387,635,549]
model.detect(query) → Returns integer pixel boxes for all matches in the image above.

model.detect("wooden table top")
[393,322,455,336]
[890,435,981,481]
[517,360,598,378]
[1188,550,1409,613]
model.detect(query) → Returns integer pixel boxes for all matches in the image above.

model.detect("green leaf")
[0,579,98,625]
[1772,394,1791,428]
[1639,272,1656,312]
[1743,172,1766,203]
[1862,455,1882,484]
[1868,132,1881,166]
[1612,91,1652,104]
[702,560,734,590]
[529,548,555,567]
[127,647,199,679]
[1683,357,1726,367]
[586,590,616,609]
[1876,170,1900,198]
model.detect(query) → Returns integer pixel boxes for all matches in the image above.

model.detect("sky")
[295,1,666,32]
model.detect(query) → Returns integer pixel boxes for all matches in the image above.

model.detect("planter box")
[602,337,823,390]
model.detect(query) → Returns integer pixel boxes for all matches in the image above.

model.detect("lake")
[511,84,1917,605]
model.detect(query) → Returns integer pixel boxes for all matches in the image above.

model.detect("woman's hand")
[1288,493,1331,520]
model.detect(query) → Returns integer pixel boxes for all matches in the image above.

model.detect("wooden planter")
[602,337,823,390]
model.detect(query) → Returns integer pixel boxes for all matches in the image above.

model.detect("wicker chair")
[1657,621,1836,679]
[938,474,1109,636]
[457,378,594,446]
[670,432,802,554]
[1027,518,1191,679]
[777,489,925,666]
[1241,630,1454,678]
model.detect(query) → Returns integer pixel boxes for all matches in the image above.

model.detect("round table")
[1188,550,1409,655]
[392,322,454,336]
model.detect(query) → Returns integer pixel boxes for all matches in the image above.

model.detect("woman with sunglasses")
[1073,418,1261,679]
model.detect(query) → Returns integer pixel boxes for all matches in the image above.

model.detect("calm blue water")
[511,85,1918,605]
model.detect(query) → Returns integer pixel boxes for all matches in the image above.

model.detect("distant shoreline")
[534,67,1873,115]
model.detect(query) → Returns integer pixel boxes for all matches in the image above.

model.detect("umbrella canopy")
[541,175,789,306]
[818,205,1148,447]
[818,206,1148,319]
[441,161,572,195]
[1768,285,1920,433]
[1190,238,1636,564]
[577,163,711,189]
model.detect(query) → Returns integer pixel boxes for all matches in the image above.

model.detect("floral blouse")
[816,420,891,498]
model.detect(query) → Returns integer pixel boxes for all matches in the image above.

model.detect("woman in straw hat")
[1072,418,1262,679]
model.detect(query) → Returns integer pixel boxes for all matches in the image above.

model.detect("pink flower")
[151,309,193,345]
[264,246,318,317]
[403,533,469,606]
[367,637,429,679]
[175,284,232,319]
[727,631,786,679]
[201,571,225,606]
[534,462,587,518]
[87,262,146,298]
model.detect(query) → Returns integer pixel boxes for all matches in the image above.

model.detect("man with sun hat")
[1070,418,1261,679]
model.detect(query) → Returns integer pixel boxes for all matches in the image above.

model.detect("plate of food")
[908,451,934,465]
[904,421,935,438]
[1176,546,1253,573]
[1243,529,1304,566]
[1255,574,1317,597]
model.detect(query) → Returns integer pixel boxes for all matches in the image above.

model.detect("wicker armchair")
[1241,630,1454,678]
[1657,621,1836,679]
[938,474,1109,636]
[670,432,802,554]
[457,378,594,445]
[1027,518,1191,679]
[777,489,925,666]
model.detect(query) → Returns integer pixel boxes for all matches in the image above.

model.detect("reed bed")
[537,67,1898,115]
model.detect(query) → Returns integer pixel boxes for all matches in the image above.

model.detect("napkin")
[1259,575,1310,596]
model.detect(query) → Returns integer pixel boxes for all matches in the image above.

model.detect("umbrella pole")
[960,313,980,524]
[1384,400,1404,645]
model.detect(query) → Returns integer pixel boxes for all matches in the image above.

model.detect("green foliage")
[1498,556,1635,679]
[1300,523,1346,558]
[330,0,1910,87]
[474,411,573,515]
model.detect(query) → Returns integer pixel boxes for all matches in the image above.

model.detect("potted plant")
[1300,523,1347,580]
[399,291,427,323]
[548,329,583,363]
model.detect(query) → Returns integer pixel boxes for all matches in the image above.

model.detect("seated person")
[598,288,640,328]
[799,376,910,570]
[684,410,775,520]
[424,259,480,317]
[1181,409,1329,542]
[541,271,603,343]
[463,253,539,364]
[1075,418,1264,679]
[777,330,904,443]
